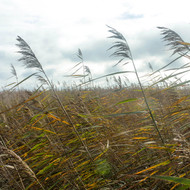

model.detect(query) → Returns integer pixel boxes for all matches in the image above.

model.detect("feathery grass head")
[16,36,43,71]
[10,64,19,87]
[157,26,190,56]
[84,66,91,75]
[10,64,17,78]
[107,25,132,66]
[77,48,83,61]
[16,36,48,85]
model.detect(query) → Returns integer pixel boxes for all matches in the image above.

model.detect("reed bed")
[0,26,190,189]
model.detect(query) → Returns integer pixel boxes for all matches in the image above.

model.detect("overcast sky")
[1,0,190,89]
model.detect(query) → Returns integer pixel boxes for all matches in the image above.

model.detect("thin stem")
[133,59,165,145]
[130,54,173,161]
[41,68,93,161]
[129,50,166,145]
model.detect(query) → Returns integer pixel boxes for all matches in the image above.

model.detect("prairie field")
[0,27,190,189]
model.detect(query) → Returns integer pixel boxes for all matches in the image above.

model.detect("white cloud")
[1,0,190,89]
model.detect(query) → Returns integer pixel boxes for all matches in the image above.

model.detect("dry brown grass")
[1,26,190,189]
[0,86,190,189]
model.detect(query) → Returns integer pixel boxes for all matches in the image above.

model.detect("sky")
[1,0,190,89]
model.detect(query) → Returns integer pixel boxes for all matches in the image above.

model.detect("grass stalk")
[131,57,166,145]
[43,70,93,160]
[16,36,92,161]
[107,26,165,145]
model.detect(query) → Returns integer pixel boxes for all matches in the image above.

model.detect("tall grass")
[0,26,190,189]
[107,26,165,146]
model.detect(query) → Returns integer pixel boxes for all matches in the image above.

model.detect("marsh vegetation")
[0,26,190,189]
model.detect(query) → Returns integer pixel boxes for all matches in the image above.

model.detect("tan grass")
[0,145,44,189]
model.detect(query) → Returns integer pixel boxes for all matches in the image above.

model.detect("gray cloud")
[80,40,112,62]
[0,50,16,79]
[128,29,164,58]
[0,72,8,81]
[57,39,114,64]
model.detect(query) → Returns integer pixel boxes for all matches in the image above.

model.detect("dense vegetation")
[0,26,190,189]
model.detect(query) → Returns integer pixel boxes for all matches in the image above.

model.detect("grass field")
[0,26,190,189]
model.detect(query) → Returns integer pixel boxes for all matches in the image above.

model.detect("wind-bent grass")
[0,26,190,189]
[107,26,165,146]
[16,36,93,161]
[65,48,92,88]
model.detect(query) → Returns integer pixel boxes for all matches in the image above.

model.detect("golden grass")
[0,86,190,189]
[1,26,190,189]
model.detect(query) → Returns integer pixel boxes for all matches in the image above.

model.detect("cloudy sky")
[1,0,190,89]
